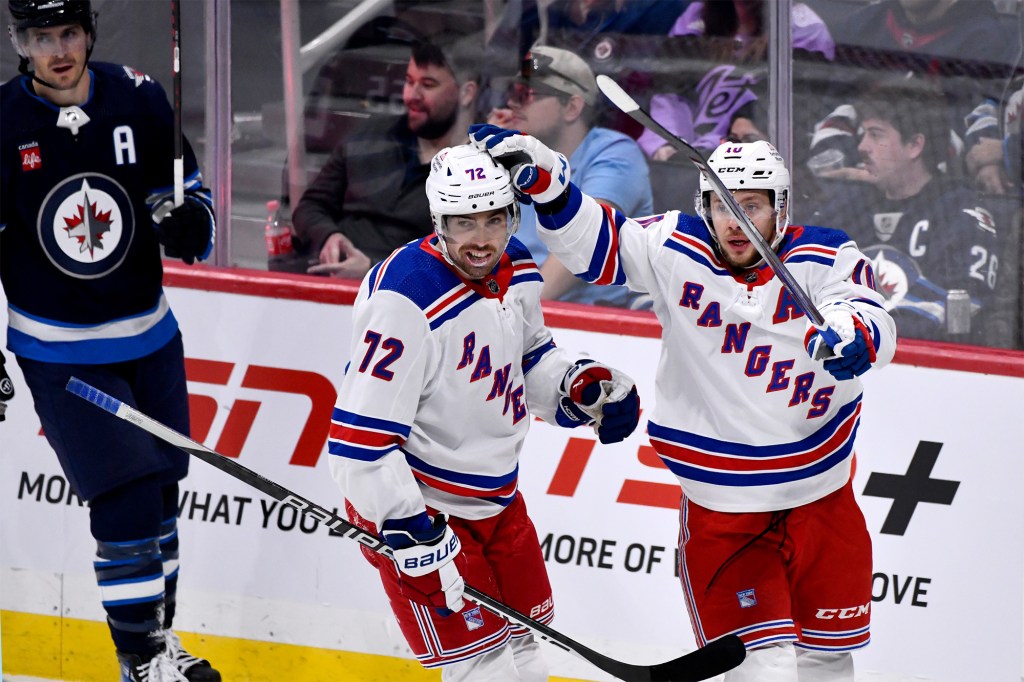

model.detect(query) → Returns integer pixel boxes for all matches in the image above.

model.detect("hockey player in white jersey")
[328,144,640,681]
[469,125,896,682]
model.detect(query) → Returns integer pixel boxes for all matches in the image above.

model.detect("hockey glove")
[468,123,570,205]
[383,512,467,615]
[0,350,14,422]
[557,359,640,444]
[805,304,877,381]
[153,195,214,265]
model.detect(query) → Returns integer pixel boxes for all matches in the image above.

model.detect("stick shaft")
[171,0,184,206]
[595,75,827,329]
[65,377,744,681]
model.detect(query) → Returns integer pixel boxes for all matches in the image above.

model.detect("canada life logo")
[19,142,41,171]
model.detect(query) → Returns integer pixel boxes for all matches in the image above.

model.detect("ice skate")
[165,630,222,681]
[117,650,189,682]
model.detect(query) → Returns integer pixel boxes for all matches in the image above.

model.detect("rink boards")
[2,264,1023,682]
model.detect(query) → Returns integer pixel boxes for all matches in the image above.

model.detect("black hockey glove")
[0,350,15,422]
[155,196,213,265]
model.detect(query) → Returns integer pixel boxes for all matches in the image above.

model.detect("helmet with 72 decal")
[695,140,791,252]
[426,145,521,266]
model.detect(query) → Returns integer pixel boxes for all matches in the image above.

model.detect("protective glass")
[15,25,87,57]
[506,81,567,108]
[520,52,589,93]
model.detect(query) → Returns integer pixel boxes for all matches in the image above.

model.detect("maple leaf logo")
[62,188,114,258]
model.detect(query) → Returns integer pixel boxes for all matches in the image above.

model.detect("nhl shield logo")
[871,211,903,242]
[38,173,135,279]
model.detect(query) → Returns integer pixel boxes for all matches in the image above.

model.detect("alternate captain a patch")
[462,606,485,631]
[737,589,757,608]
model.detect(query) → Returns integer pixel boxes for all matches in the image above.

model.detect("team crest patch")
[38,172,135,279]
[462,606,485,631]
[122,65,151,87]
[737,589,757,608]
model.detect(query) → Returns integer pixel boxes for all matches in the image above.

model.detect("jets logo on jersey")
[961,207,997,235]
[19,142,41,171]
[38,173,135,279]
[122,65,152,87]
[864,245,919,305]
[863,245,943,321]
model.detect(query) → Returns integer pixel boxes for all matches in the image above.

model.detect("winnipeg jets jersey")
[539,186,896,512]
[329,237,577,526]
[0,62,212,364]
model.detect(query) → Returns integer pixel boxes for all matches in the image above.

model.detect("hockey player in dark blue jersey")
[1,1,218,680]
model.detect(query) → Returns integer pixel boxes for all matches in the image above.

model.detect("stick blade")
[596,74,639,113]
[647,635,746,682]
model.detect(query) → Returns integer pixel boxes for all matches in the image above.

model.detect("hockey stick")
[595,75,840,351]
[65,378,745,682]
[170,0,184,207]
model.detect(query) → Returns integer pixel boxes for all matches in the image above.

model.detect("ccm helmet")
[8,0,97,74]
[426,145,520,266]
[695,140,791,254]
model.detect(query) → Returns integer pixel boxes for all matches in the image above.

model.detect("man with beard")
[327,144,640,680]
[292,36,482,280]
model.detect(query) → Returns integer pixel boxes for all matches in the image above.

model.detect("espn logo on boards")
[19,142,41,171]
[184,358,337,467]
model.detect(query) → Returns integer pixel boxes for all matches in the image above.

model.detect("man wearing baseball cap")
[488,45,652,307]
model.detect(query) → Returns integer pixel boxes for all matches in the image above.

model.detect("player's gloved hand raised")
[0,350,14,423]
[468,123,570,205]
[153,196,213,265]
[805,304,877,381]
[382,512,467,615]
[557,359,640,444]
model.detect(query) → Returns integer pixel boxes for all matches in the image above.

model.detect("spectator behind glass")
[292,36,481,280]
[517,0,684,65]
[639,0,834,161]
[489,45,654,307]
[806,0,1021,195]
[808,78,1007,346]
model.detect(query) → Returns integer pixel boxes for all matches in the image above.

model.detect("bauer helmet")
[8,0,97,74]
[695,140,791,255]
[426,145,521,268]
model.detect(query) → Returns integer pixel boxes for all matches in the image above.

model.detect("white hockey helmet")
[426,145,520,266]
[695,140,791,253]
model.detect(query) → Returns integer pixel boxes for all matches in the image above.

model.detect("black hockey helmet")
[8,0,97,78]
[9,0,95,33]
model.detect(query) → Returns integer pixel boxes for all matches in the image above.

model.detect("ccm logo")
[716,166,746,173]
[815,604,870,620]
[402,534,460,571]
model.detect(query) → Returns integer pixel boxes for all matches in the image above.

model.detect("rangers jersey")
[0,62,212,364]
[329,236,579,526]
[538,186,897,512]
